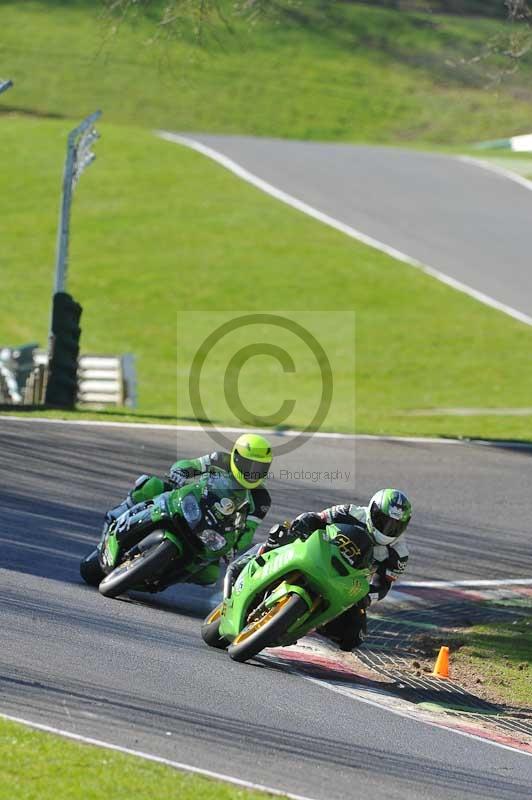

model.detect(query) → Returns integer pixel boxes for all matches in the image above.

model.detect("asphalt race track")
[1,418,531,800]
[183,135,532,319]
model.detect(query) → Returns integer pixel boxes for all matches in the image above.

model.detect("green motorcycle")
[80,473,249,599]
[201,522,373,663]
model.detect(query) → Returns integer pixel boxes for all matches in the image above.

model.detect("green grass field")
[0,717,288,800]
[442,598,532,711]
[3,0,532,145]
[3,2,532,440]
[416,605,531,708]
[452,612,532,707]
[2,114,532,440]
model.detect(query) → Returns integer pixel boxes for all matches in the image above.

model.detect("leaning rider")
[262,488,412,649]
[106,433,273,586]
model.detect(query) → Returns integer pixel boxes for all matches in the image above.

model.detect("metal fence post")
[53,110,102,295]
[0,79,13,96]
[46,111,102,407]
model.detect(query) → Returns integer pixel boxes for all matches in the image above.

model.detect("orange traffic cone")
[432,646,450,678]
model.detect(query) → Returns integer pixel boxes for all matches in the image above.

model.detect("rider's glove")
[290,512,323,539]
[370,573,394,601]
[264,523,292,551]
[167,467,187,488]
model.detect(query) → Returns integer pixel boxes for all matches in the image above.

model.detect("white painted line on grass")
[458,155,532,194]
[0,712,318,800]
[405,407,532,417]
[157,130,532,328]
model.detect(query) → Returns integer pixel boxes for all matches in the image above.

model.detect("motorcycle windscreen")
[206,473,249,510]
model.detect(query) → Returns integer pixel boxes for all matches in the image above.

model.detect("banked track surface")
[174,135,532,320]
[1,419,531,800]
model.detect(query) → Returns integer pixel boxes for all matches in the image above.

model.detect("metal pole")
[54,134,76,294]
[0,79,13,95]
[53,110,101,295]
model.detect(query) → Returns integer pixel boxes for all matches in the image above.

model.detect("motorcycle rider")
[106,433,273,586]
[258,488,412,649]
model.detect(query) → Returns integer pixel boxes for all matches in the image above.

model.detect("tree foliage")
[101,1,291,40]
[343,1,524,19]
[101,0,532,84]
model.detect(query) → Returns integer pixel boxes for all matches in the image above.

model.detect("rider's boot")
[223,544,262,599]
[104,499,132,526]
[318,596,370,651]
[104,474,166,526]
[190,563,221,587]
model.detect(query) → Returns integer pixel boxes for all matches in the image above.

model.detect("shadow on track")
[0,584,204,650]
[0,490,100,583]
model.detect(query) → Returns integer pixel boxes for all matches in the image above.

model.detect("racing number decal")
[334,533,361,566]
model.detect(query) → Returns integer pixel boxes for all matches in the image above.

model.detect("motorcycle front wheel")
[228,593,307,663]
[201,603,229,650]
[98,538,177,599]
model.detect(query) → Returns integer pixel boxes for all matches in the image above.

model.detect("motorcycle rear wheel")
[228,593,307,663]
[98,538,177,599]
[339,606,367,651]
[80,549,105,587]
[201,603,229,650]
[318,603,368,651]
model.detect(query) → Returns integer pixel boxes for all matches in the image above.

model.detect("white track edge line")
[295,673,532,758]
[156,130,532,328]
[3,415,532,451]
[0,712,318,800]
[401,578,532,588]
[458,155,532,193]
[0,414,461,441]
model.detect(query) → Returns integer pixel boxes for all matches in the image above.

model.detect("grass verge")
[3,115,532,440]
[468,152,532,181]
[0,717,288,800]
[450,614,532,708]
[414,606,532,709]
[2,0,532,145]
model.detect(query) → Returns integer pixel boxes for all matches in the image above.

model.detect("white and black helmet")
[367,488,412,545]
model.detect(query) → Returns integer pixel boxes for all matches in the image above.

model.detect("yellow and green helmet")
[230,433,272,489]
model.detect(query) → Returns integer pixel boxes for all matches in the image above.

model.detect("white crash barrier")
[0,362,22,403]
[0,347,137,408]
[77,353,137,407]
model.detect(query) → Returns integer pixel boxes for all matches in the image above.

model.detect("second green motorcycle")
[201,522,373,662]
